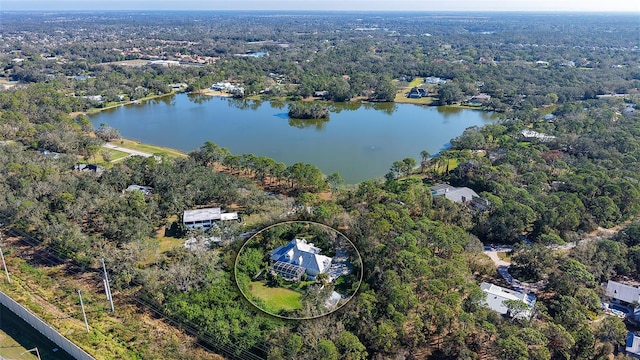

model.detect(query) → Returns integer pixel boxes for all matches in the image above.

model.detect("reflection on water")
[228,98,263,110]
[436,106,465,118]
[288,117,330,131]
[187,93,214,104]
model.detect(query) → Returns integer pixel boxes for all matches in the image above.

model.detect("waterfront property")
[270,239,332,280]
[182,207,240,230]
[480,282,536,319]
[431,184,480,204]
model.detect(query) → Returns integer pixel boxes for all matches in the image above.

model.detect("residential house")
[72,164,104,176]
[125,185,153,196]
[147,60,180,67]
[183,207,240,230]
[469,93,491,105]
[605,280,640,320]
[431,184,480,204]
[270,238,332,280]
[210,82,232,91]
[520,129,557,142]
[627,332,640,359]
[480,282,536,319]
[424,76,447,85]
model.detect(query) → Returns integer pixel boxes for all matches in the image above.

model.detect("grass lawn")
[394,92,435,105]
[90,148,129,166]
[0,329,39,360]
[497,252,511,262]
[248,281,302,312]
[407,77,424,87]
[109,139,187,159]
[432,158,459,174]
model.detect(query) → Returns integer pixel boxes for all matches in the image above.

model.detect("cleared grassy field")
[109,139,187,159]
[394,92,435,105]
[407,77,424,87]
[248,281,302,312]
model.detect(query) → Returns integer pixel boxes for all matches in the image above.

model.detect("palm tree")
[420,150,430,173]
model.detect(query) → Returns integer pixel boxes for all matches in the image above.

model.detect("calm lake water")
[90,94,496,184]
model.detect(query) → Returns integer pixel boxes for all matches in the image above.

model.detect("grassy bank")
[108,138,187,159]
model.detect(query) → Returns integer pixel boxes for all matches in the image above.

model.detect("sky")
[2,0,639,12]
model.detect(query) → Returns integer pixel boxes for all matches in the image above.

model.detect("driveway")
[327,247,353,282]
[103,143,153,158]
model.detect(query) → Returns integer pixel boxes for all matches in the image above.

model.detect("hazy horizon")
[3,0,639,12]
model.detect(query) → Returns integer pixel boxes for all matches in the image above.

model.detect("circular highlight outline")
[234,220,363,320]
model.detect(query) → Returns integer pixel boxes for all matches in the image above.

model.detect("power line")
[3,227,271,360]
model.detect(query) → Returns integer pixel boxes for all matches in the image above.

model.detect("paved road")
[103,143,153,158]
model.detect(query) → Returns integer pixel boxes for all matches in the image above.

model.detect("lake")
[90,94,496,184]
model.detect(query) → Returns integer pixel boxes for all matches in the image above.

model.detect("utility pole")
[101,258,114,312]
[78,290,90,333]
[0,232,10,284]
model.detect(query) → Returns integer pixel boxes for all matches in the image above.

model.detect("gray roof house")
[270,239,332,279]
[431,184,480,204]
[480,282,536,319]
[606,280,640,320]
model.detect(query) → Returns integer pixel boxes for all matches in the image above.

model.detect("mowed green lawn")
[249,281,302,312]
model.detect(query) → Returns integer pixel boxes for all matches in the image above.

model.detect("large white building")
[431,184,480,204]
[480,282,536,319]
[270,239,332,280]
[183,207,239,230]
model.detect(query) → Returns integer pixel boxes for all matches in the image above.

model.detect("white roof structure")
[431,184,480,203]
[183,207,222,223]
[325,291,342,309]
[627,332,640,357]
[606,281,640,305]
[220,212,239,221]
[520,129,557,142]
[480,282,536,319]
[271,239,333,276]
[125,185,153,195]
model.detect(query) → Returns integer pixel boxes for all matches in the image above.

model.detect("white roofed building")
[480,282,536,319]
[183,207,240,230]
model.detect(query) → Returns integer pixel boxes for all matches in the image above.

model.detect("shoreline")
[70,92,177,118]
[88,92,498,184]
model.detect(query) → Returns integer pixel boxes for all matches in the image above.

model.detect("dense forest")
[0,10,639,360]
